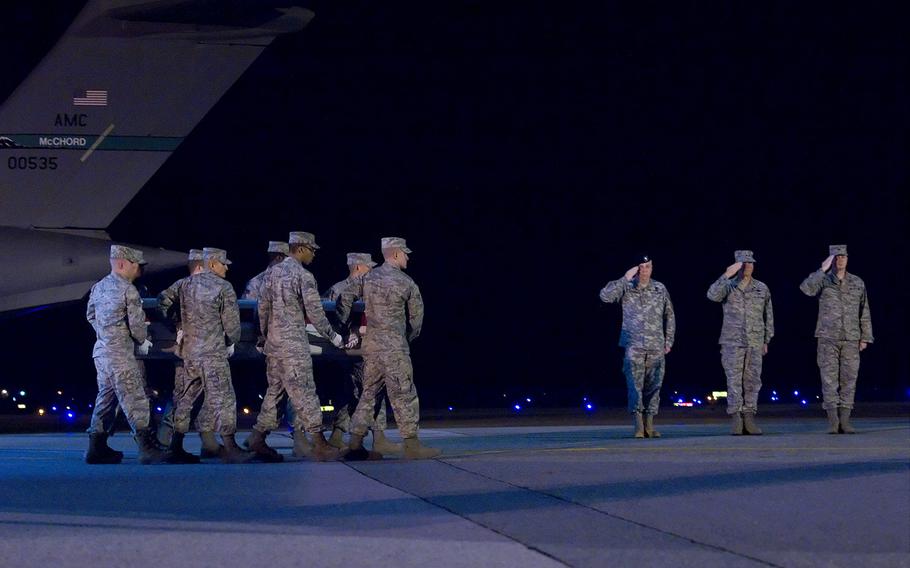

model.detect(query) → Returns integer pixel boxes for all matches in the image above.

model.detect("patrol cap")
[289,231,320,249]
[267,241,289,255]
[188,249,204,261]
[202,247,232,265]
[110,244,147,265]
[734,250,756,263]
[381,237,412,253]
[346,252,377,267]
[633,254,652,266]
[829,244,848,256]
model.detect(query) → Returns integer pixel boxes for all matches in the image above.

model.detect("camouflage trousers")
[817,339,861,410]
[333,360,389,433]
[88,356,151,434]
[720,345,763,415]
[351,351,420,438]
[159,362,215,435]
[254,356,323,435]
[623,347,665,415]
[178,358,237,436]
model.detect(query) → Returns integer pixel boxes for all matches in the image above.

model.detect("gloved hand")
[331,333,344,348]
[175,329,184,345]
[137,339,153,356]
[724,262,743,278]
[344,334,359,349]
[226,344,235,358]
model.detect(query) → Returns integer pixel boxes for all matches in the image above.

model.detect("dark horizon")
[1,2,907,414]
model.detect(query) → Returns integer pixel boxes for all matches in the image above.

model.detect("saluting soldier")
[707,250,774,435]
[599,255,676,439]
[800,245,873,434]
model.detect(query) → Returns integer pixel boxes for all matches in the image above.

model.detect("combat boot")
[644,415,661,438]
[731,413,744,435]
[245,428,283,463]
[311,432,344,462]
[221,434,255,463]
[403,437,441,460]
[633,413,645,439]
[85,433,123,464]
[167,432,201,464]
[838,407,856,434]
[199,431,224,459]
[372,430,403,454]
[742,412,763,435]
[327,428,346,449]
[157,422,174,447]
[134,428,170,465]
[826,409,840,434]
[343,433,382,461]
[292,430,314,458]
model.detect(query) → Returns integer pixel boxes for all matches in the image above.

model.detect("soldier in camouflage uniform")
[242,241,289,301]
[707,250,774,435]
[173,247,252,463]
[156,249,206,451]
[85,245,168,464]
[800,244,873,434]
[599,255,676,439]
[324,253,400,454]
[340,237,440,461]
[245,231,345,462]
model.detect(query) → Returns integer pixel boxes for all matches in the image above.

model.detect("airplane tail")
[0,0,312,230]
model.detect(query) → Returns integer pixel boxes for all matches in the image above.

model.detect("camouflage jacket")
[156,275,188,357]
[338,263,424,354]
[259,257,336,358]
[324,275,359,335]
[178,271,241,360]
[599,278,676,351]
[707,276,774,347]
[800,270,873,342]
[241,270,267,301]
[86,272,147,360]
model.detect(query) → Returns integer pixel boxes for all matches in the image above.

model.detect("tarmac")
[0,415,908,568]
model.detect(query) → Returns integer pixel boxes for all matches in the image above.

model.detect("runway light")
[258,394,264,400]
[65,412,75,420]
[38,408,45,416]
[16,404,26,410]
[816,396,820,399]
[583,397,588,401]
[513,404,522,411]
[677,398,684,404]
[793,390,799,396]
[0,389,7,397]
[155,407,163,413]
[448,406,454,411]
[801,400,808,406]
[19,390,26,397]
[57,390,63,395]
[65,406,71,410]
[772,390,777,396]
[320,405,334,412]
[525,397,532,403]
[584,403,594,411]
[88,404,93,408]
[712,391,728,399]
[51,406,58,411]
[242,407,250,415]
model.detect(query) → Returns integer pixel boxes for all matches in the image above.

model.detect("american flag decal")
[73,90,108,106]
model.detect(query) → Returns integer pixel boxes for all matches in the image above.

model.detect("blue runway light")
[793,390,799,396]
[772,390,777,395]
[448,406,454,411]
[526,397,532,403]
[51,406,58,411]
[19,390,26,397]
[65,412,75,420]
[156,407,163,412]
[513,404,522,411]
[801,400,808,406]
[583,397,588,401]
[585,403,594,411]
[677,398,684,404]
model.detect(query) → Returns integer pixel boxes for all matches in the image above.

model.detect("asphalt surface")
[1,417,908,567]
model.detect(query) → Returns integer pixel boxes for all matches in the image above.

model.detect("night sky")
[1,2,907,411]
